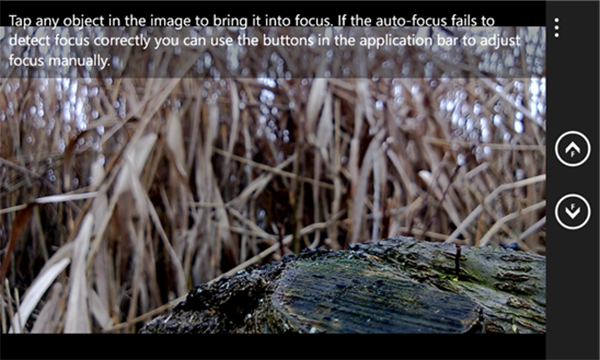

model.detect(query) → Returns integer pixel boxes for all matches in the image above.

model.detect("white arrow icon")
[565,141,581,157]
[556,131,591,167]
[556,194,591,230]
[565,205,581,219]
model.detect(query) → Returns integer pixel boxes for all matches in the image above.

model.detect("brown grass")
[0,26,545,333]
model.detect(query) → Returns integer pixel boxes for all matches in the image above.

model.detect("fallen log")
[140,237,545,334]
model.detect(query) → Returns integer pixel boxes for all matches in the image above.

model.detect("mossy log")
[140,237,545,334]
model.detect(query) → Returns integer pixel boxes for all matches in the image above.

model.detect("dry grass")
[0,26,545,333]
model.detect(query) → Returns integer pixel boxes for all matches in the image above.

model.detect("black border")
[1,334,546,359]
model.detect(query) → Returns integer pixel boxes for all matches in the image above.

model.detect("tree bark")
[140,237,545,334]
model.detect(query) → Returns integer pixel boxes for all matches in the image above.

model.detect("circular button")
[555,194,591,230]
[555,131,591,167]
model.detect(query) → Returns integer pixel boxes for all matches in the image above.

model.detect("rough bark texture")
[140,237,545,334]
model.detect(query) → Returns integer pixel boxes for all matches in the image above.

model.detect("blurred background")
[0,25,545,333]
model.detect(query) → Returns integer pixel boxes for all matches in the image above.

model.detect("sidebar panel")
[547,2,599,359]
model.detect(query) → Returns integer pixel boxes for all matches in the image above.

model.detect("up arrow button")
[564,141,580,157]
[555,131,591,167]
